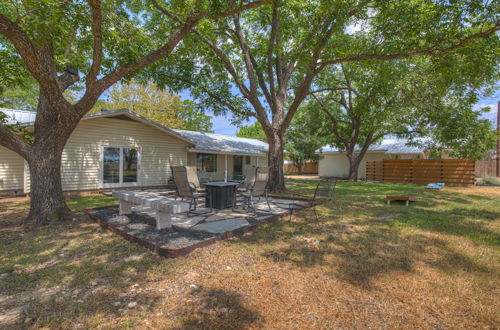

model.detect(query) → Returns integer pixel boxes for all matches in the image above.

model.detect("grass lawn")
[0,181,499,328]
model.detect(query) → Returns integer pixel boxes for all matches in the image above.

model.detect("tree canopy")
[91,80,213,132]
[309,42,499,179]
[151,0,499,191]
[236,121,267,142]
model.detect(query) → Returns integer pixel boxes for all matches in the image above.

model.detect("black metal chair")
[289,178,337,221]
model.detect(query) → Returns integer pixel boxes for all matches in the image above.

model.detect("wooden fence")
[475,160,497,177]
[284,162,318,174]
[366,159,475,186]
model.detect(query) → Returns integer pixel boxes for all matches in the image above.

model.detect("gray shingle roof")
[317,137,425,155]
[173,129,269,156]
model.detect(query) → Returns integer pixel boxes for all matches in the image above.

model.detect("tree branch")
[86,0,103,86]
[318,24,500,69]
[0,124,31,159]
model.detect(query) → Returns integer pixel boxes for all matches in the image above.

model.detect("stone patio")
[86,193,308,257]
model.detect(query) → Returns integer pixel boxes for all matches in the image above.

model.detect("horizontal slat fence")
[284,162,318,174]
[366,159,475,186]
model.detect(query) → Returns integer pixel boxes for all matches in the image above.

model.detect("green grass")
[0,183,498,328]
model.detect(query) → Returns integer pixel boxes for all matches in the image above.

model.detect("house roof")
[1,108,195,146]
[1,108,37,124]
[1,108,269,155]
[173,129,269,156]
[316,137,426,155]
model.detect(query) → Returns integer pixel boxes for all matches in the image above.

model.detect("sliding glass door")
[102,146,140,187]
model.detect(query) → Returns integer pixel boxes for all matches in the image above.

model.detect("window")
[245,156,251,165]
[102,146,139,187]
[196,154,217,172]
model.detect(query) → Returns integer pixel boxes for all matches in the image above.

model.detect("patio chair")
[171,166,211,216]
[186,166,206,192]
[234,166,271,214]
[237,166,256,193]
[289,178,337,221]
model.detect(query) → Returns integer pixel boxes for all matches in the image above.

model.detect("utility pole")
[497,100,499,177]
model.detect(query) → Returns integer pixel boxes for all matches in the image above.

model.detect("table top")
[204,182,240,187]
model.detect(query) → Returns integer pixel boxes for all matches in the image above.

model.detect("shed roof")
[317,137,426,155]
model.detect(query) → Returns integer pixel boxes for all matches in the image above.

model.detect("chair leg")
[313,205,319,222]
[265,191,271,212]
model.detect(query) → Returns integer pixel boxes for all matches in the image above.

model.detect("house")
[316,138,448,179]
[0,108,268,195]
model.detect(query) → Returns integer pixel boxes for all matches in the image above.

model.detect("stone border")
[84,199,317,258]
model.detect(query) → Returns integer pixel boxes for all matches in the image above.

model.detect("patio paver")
[190,218,251,234]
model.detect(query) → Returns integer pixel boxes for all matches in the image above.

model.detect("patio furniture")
[235,166,271,214]
[112,190,190,230]
[204,182,240,210]
[171,166,212,215]
[237,167,256,193]
[289,178,337,221]
[186,166,205,192]
[386,195,418,206]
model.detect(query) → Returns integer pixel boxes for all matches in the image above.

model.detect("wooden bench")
[386,195,418,206]
[112,190,190,230]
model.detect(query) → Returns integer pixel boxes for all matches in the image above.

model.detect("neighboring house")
[316,138,449,179]
[0,108,268,195]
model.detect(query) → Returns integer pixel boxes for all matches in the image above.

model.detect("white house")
[0,108,268,195]
[316,138,437,179]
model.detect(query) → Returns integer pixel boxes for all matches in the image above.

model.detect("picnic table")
[112,190,190,230]
[386,195,418,206]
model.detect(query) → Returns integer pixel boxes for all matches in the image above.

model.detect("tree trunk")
[348,158,360,181]
[296,162,303,175]
[25,145,71,224]
[267,134,286,193]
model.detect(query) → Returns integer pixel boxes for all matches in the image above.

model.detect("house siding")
[0,146,25,192]
[24,117,190,192]
[318,152,416,179]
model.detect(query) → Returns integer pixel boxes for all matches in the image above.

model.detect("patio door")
[101,146,140,188]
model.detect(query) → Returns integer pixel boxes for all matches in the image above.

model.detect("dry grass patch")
[0,183,499,328]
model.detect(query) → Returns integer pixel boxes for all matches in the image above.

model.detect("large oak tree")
[153,0,499,192]
[0,0,265,224]
[310,45,499,180]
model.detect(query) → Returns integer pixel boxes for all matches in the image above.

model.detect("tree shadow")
[174,287,262,329]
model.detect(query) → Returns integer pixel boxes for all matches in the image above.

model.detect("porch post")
[224,154,228,182]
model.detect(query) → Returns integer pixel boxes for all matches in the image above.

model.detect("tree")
[0,78,39,111]
[155,0,499,192]
[0,0,265,225]
[92,80,213,132]
[236,121,266,141]
[310,43,499,179]
[284,109,322,174]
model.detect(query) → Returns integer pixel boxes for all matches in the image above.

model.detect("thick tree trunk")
[346,153,362,181]
[348,158,360,181]
[25,145,71,224]
[267,134,286,193]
